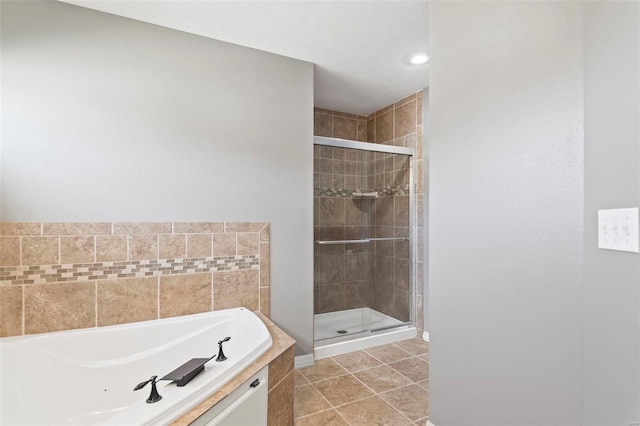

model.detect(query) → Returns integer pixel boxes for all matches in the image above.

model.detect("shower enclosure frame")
[313,135,417,354]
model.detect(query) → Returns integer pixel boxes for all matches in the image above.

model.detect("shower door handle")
[315,239,371,245]
[315,237,409,245]
[367,237,409,242]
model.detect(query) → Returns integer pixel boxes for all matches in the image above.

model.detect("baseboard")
[427,421,436,426]
[294,354,315,369]
[422,331,429,342]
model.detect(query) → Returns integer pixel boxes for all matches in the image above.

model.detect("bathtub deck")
[170,313,295,426]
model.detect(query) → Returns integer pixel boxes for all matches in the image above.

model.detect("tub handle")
[133,375,163,404]
[216,336,231,362]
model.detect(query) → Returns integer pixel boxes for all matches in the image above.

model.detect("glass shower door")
[314,145,373,341]
[313,140,414,344]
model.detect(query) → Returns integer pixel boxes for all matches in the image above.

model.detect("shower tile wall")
[0,221,270,337]
[314,146,373,314]
[313,89,424,331]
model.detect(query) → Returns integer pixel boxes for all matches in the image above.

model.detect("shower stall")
[313,136,416,357]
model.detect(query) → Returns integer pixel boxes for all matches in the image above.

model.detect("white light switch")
[598,208,639,253]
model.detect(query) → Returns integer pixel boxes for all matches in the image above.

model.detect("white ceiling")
[61,0,429,116]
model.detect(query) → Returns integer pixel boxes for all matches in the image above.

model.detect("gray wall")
[584,2,640,424]
[1,1,314,354]
[429,2,584,425]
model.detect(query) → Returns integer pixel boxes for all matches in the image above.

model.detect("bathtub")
[0,307,273,425]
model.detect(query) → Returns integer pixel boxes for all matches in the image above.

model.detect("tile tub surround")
[313,89,425,331]
[172,313,296,426]
[0,222,270,337]
[294,337,429,425]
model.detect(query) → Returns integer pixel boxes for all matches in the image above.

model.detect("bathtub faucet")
[216,336,231,362]
[133,375,163,404]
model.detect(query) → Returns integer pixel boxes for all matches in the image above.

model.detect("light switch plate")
[598,208,639,253]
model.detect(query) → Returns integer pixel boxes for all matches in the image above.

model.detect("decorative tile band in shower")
[314,184,410,198]
[0,255,259,285]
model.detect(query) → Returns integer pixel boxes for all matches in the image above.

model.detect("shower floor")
[314,307,405,342]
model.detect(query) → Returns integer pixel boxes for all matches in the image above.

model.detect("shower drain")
[337,330,348,334]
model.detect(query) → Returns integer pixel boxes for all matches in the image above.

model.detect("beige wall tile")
[375,110,394,143]
[96,236,127,262]
[225,222,268,233]
[22,237,59,265]
[315,254,345,286]
[334,111,358,119]
[173,222,224,233]
[0,237,20,266]
[61,236,95,264]
[187,234,212,258]
[213,270,259,311]
[0,222,41,236]
[395,289,410,322]
[394,100,417,138]
[268,371,294,426]
[345,200,363,226]
[331,147,347,160]
[314,112,333,137]
[43,223,111,235]
[260,243,270,287]
[417,90,423,125]
[333,116,357,140]
[128,235,157,261]
[269,346,294,390]
[395,259,410,291]
[260,287,270,317]
[357,119,368,142]
[260,224,270,242]
[24,282,95,334]
[367,118,375,142]
[159,234,186,259]
[159,273,211,318]
[314,107,333,115]
[344,281,368,310]
[237,233,259,255]
[395,92,417,107]
[316,283,344,314]
[395,195,409,226]
[97,277,158,326]
[213,233,236,256]
[376,103,395,116]
[320,145,332,158]
[113,223,171,235]
[0,286,23,337]
[416,159,423,194]
[319,198,345,226]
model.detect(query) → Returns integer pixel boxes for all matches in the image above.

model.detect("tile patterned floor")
[294,338,429,425]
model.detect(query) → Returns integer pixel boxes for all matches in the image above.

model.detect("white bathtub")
[0,307,272,426]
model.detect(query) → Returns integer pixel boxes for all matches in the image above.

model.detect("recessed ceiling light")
[408,53,429,65]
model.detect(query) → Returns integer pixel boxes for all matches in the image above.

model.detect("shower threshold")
[314,307,417,359]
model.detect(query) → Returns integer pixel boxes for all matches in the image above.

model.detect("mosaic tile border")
[0,255,259,285]
[314,184,411,198]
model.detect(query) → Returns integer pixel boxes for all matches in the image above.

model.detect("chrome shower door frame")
[313,136,416,332]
